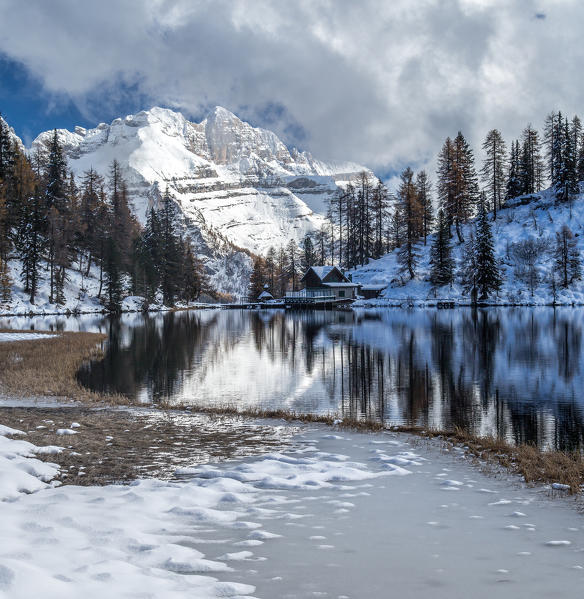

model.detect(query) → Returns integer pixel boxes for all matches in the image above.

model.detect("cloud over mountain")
[0,0,582,174]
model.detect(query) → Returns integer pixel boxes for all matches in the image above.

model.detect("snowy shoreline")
[1,415,584,598]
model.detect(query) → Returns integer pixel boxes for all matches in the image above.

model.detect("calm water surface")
[2,308,584,450]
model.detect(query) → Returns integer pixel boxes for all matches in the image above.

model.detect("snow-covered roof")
[359,284,387,291]
[309,266,336,280]
[258,290,273,299]
[322,282,359,288]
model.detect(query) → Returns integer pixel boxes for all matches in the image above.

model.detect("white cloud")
[0,0,582,175]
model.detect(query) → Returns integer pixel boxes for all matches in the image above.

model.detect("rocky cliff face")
[30,106,366,297]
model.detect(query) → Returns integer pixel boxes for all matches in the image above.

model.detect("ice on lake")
[1,421,583,598]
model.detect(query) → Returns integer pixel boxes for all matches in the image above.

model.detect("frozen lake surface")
[1,420,583,598]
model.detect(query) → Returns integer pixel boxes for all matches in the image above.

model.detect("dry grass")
[0,329,125,403]
[387,425,584,494]
[163,402,386,432]
[0,406,297,486]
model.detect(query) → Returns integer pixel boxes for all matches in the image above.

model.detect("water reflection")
[6,308,584,450]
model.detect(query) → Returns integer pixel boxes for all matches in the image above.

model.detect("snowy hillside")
[29,107,366,296]
[352,189,584,306]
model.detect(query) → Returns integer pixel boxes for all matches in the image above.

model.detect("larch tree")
[248,256,266,300]
[415,170,433,245]
[437,132,479,243]
[480,129,507,219]
[396,167,420,280]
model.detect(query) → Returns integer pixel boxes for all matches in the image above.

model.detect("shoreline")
[1,328,583,495]
[3,302,584,319]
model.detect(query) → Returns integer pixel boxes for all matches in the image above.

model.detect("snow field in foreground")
[0,425,62,501]
[1,421,584,598]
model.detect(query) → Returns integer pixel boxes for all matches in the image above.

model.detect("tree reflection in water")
[78,308,584,450]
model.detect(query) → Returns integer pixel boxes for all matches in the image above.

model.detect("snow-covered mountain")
[30,107,366,297]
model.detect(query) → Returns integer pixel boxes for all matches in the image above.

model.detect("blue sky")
[0,55,161,145]
[1,56,90,144]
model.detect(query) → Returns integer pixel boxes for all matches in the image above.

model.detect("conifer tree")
[459,231,478,302]
[474,198,501,299]
[78,168,103,277]
[44,130,71,304]
[544,111,560,184]
[104,235,123,312]
[372,181,389,256]
[396,167,420,280]
[429,209,453,287]
[180,239,207,302]
[556,118,579,203]
[415,170,433,245]
[506,140,522,200]
[302,235,316,270]
[577,128,584,182]
[158,189,182,306]
[286,239,301,291]
[0,117,15,182]
[437,132,479,242]
[519,125,544,195]
[550,111,565,191]
[554,225,581,287]
[248,257,266,299]
[314,226,329,265]
[17,184,46,304]
[0,254,11,304]
[0,117,16,263]
[277,245,288,296]
[265,246,277,291]
[571,115,581,164]
[480,129,507,219]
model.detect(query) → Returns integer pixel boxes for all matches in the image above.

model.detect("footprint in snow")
[545,540,572,547]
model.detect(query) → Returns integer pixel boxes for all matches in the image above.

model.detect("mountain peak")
[206,105,239,122]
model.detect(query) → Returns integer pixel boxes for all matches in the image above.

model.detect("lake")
[2,307,584,450]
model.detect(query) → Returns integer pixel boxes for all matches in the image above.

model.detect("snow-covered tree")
[474,198,502,299]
